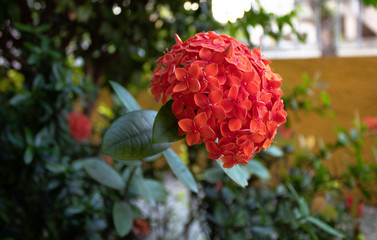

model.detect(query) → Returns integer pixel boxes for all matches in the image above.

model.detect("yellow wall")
[270,56,377,159]
[270,56,377,204]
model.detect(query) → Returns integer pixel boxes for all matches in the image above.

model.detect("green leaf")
[264,145,284,158]
[300,223,319,240]
[83,158,125,190]
[9,93,30,106]
[14,22,34,33]
[152,100,184,144]
[24,128,34,146]
[306,216,345,238]
[216,159,248,188]
[144,179,168,202]
[243,160,270,180]
[113,201,133,237]
[298,197,310,217]
[132,171,155,202]
[320,91,331,108]
[24,146,34,164]
[109,81,141,111]
[202,168,224,183]
[163,148,198,193]
[102,110,172,160]
[286,183,300,201]
[371,147,377,165]
[35,24,52,33]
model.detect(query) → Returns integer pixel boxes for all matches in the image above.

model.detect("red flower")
[365,116,377,135]
[68,112,92,142]
[133,219,150,238]
[345,195,363,218]
[149,31,287,168]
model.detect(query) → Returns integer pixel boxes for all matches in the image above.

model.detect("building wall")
[270,56,377,204]
[270,56,377,156]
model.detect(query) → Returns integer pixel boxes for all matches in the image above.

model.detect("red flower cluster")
[345,195,363,218]
[133,219,150,238]
[149,31,287,168]
[365,116,377,135]
[68,112,93,142]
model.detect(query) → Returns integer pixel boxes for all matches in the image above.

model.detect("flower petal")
[209,90,223,104]
[199,48,211,61]
[269,80,282,88]
[188,78,201,92]
[274,111,287,124]
[228,118,242,131]
[207,76,220,90]
[178,119,194,132]
[173,82,188,92]
[225,43,234,58]
[234,103,247,119]
[194,112,207,126]
[175,33,183,45]
[186,131,201,146]
[206,141,220,153]
[175,68,187,80]
[208,152,222,159]
[188,63,201,79]
[204,63,218,76]
[228,85,239,101]
[172,100,184,115]
[194,93,208,108]
[211,105,226,120]
[220,99,234,113]
[199,125,215,138]
[243,141,254,156]
[211,52,225,64]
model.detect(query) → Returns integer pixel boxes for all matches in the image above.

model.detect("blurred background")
[1,0,377,239]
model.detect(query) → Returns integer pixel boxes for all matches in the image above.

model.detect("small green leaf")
[152,100,184,144]
[300,223,319,240]
[9,93,30,106]
[24,128,34,146]
[320,91,331,108]
[109,81,141,111]
[35,23,52,33]
[371,147,377,165]
[83,158,125,190]
[216,159,248,188]
[144,179,168,202]
[264,146,284,158]
[113,201,133,237]
[132,172,154,202]
[243,160,270,180]
[163,148,198,193]
[306,216,345,238]
[24,146,34,164]
[202,168,224,183]
[14,22,34,33]
[102,110,171,160]
[298,197,310,217]
[337,132,350,145]
[286,183,300,201]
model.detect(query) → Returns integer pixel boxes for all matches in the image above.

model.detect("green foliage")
[216,159,248,188]
[101,110,172,160]
[83,158,125,190]
[152,99,184,144]
[109,81,141,112]
[163,148,198,193]
[113,201,133,237]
